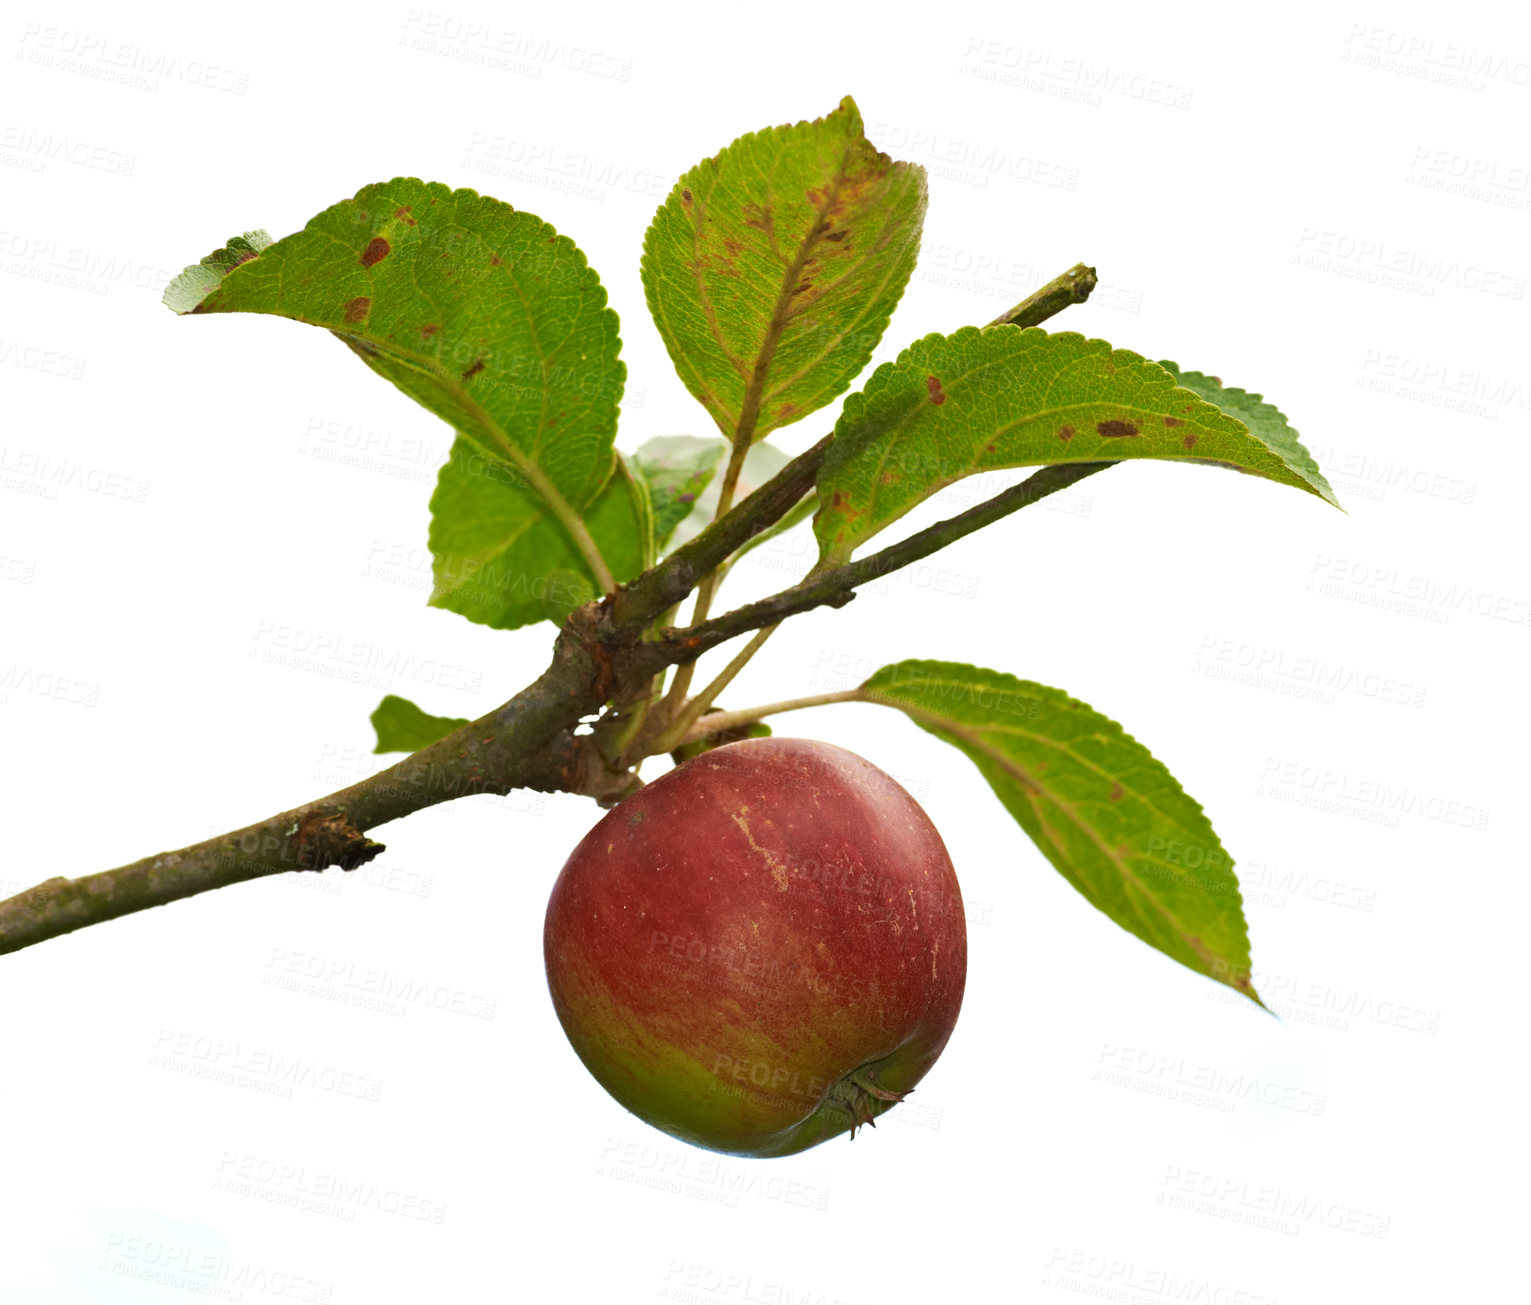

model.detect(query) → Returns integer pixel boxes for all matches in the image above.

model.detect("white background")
[1,0,1524,1300]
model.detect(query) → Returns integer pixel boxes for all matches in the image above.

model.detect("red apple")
[543,736,967,1157]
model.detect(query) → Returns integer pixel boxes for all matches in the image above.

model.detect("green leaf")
[631,436,727,551]
[814,326,1338,564]
[429,443,651,629]
[642,96,926,444]
[862,660,1259,1003]
[1158,360,1336,506]
[169,179,627,587]
[161,230,273,313]
[371,694,470,754]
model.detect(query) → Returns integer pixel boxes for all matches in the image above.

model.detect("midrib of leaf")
[760,211,909,410]
[877,695,1222,972]
[730,154,853,447]
[334,326,616,592]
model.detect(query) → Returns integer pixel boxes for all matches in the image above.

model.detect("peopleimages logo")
[1209,964,1442,1035]
[1342,24,1531,89]
[16,24,252,93]
[100,1233,330,1301]
[1294,228,1526,299]
[1041,1247,1276,1304]
[1258,756,1490,832]
[1158,1165,1391,1239]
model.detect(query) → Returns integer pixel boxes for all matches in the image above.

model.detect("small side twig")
[986,263,1098,330]
[642,462,1111,672]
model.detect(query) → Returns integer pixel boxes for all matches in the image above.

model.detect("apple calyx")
[828,1067,911,1138]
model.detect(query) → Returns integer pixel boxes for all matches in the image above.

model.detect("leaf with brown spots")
[814,326,1339,563]
[862,660,1261,1003]
[166,178,641,630]
[641,96,926,444]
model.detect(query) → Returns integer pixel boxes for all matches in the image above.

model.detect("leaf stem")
[413,350,620,596]
[677,688,868,744]
[656,622,780,753]
[519,455,617,594]
[656,436,751,719]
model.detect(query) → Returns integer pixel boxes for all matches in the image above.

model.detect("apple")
[543,736,967,1157]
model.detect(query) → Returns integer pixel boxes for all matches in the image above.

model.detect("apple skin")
[543,736,966,1157]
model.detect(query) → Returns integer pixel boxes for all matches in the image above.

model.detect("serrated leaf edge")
[862,658,1262,1004]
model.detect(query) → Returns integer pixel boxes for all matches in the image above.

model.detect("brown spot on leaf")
[1182,434,1199,449]
[795,281,813,294]
[360,237,390,269]
[829,489,863,519]
[1182,403,1197,414]
[490,253,502,266]
[1058,425,1075,441]
[1163,416,1184,427]
[462,357,485,381]
[926,375,946,405]
[343,297,371,323]
[880,471,900,485]
[1110,782,1124,801]
[232,249,260,267]
[824,230,849,242]
[394,206,416,225]
[1097,420,1139,438]
[682,188,693,204]
[421,323,440,337]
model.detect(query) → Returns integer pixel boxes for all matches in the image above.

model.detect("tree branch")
[1,262,1101,959]
[0,626,629,956]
